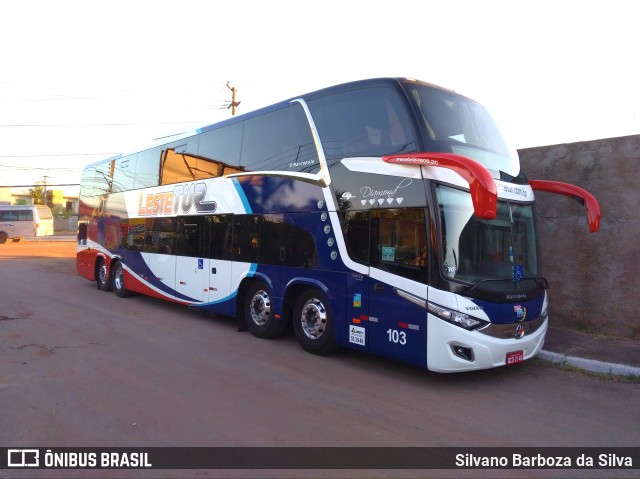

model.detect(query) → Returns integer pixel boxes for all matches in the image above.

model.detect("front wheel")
[0,232,8,244]
[292,288,338,355]
[244,281,287,339]
[112,261,132,298]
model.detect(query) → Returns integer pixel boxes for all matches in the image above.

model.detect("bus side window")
[209,215,233,260]
[78,223,88,245]
[175,216,206,258]
[340,211,370,265]
[232,215,261,263]
[240,104,319,173]
[369,208,428,282]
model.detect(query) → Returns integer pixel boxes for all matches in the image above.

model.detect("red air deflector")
[529,180,601,233]
[383,152,497,219]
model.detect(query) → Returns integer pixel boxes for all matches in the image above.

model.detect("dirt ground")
[0,240,76,258]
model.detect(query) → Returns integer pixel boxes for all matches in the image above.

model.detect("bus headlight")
[427,302,487,330]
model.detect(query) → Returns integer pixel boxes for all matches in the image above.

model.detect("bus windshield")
[436,185,539,286]
[404,82,520,177]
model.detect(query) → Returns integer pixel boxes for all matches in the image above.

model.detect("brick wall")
[518,134,640,338]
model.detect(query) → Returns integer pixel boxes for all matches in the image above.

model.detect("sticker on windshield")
[381,246,395,262]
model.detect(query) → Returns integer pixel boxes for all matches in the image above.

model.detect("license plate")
[506,350,524,365]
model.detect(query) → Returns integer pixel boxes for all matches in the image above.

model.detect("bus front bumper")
[426,315,548,373]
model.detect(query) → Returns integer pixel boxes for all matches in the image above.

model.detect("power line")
[0,153,118,158]
[0,183,79,188]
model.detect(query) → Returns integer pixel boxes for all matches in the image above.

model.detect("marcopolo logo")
[7,449,40,467]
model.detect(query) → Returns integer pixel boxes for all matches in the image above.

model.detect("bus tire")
[243,281,286,339]
[112,261,132,298]
[96,258,112,291]
[292,288,338,356]
[0,232,7,244]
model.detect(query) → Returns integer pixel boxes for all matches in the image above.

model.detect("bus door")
[366,208,429,368]
[147,217,177,300]
[175,217,207,302]
[175,255,206,302]
[205,215,234,313]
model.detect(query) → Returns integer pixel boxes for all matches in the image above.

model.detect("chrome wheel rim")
[98,263,108,286]
[114,266,125,291]
[300,298,327,340]
[249,290,271,326]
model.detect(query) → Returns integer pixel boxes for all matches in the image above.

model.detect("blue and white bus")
[77,78,600,372]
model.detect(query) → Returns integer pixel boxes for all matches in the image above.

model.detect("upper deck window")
[404,83,520,177]
[308,86,417,160]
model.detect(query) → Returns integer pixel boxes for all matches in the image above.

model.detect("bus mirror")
[529,179,601,233]
[383,152,497,220]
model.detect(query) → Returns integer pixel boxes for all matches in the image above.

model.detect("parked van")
[0,205,54,243]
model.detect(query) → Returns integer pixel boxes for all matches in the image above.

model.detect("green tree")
[29,186,53,207]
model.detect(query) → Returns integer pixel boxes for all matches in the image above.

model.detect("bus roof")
[84,77,459,169]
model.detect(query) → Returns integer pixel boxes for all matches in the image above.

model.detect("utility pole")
[226,81,241,116]
[43,175,50,207]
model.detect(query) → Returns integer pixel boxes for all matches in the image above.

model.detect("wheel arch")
[282,277,331,326]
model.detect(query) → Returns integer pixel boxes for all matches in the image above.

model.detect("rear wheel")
[96,258,112,291]
[112,261,132,298]
[292,288,338,355]
[244,281,287,339]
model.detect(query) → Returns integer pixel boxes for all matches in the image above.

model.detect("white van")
[0,205,54,243]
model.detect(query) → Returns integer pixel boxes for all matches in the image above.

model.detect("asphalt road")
[1,243,638,478]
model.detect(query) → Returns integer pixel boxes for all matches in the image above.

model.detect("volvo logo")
[514,324,525,339]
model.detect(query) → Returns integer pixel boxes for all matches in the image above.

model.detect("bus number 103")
[387,329,407,345]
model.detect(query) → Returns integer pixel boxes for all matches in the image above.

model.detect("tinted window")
[144,217,177,254]
[94,161,113,196]
[159,136,202,185]
[231,214,317,267]
[341,210,370,264]
[241,104,319,173]
[209,215,233,260]
[121,218,145,251]
[176,216,206,257]
[80,165,98,198]
[134,149,161,189]
[0,209,32,221]
[370,208,427,282]
[198,122,243,168]
[112,155,137,192]
[259,215,317,268]
[232,215,260,262]
[309,86,416,160]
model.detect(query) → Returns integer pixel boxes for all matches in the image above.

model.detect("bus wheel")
[112,261,132,298]
[97,259,112,291]
[0,233,7,244]
[244,281,286,339]
[292,288,338,355]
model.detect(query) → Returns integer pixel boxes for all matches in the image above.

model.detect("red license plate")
[506,350,524,365]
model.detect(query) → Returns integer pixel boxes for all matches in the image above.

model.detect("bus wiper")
[464,276,549,294]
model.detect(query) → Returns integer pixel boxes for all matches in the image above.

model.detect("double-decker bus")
[77,78,600,372]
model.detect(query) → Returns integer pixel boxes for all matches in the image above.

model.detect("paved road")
[1,246,639,478]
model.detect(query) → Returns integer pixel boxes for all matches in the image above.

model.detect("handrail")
[529,180,601,233]
[383,152,497,219]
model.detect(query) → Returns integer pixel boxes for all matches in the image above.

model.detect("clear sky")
[1,0,638,195]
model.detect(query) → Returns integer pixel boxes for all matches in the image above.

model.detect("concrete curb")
[538,350,640,377]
